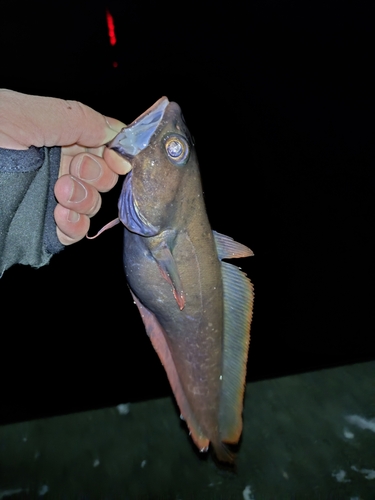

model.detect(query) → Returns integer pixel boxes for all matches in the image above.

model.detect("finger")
[60,146,131,178]
[54,175,102,217]
[54,204,90,245]
[62,145,105,157]
[103,147,132,175]
[0,89,126,149]
[69,153,118,192]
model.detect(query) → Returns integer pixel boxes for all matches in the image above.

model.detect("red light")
[106,10,117,46]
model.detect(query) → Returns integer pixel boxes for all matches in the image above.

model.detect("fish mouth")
[108,97,169,159]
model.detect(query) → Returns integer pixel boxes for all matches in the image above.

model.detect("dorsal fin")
[213,230,253,260]
[218,262,254,444]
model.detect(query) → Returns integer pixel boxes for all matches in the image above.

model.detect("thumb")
[0,89,125,150]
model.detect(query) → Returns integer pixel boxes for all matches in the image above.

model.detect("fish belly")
[123,227,224,441]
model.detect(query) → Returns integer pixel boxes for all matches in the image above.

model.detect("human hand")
[0,89,130,245]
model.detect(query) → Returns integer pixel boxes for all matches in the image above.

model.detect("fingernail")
[68,176,87,203]
[67,210,80,223]
[78,154,101,181]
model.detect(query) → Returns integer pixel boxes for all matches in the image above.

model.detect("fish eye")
[167,140,183,158]
[164,135,190,166]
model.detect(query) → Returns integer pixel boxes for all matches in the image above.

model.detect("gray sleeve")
[0,146,64,277]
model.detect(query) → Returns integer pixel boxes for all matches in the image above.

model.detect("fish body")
[109,97,254,462]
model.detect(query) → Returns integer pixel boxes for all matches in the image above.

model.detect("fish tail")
[212,440,235,465]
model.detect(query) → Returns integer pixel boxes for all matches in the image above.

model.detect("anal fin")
[130,290,208,450]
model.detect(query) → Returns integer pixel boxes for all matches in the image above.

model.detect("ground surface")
[1,361,374,499]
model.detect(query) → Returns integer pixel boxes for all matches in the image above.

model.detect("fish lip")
[118,170,160,236]
[108,97,169,159]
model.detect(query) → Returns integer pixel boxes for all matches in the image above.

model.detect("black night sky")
[0,1,373,424]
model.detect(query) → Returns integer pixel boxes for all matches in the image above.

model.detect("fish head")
[108,97,199,236]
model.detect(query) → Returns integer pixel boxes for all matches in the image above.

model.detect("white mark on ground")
[332,470,351,483]
[22,437,27,442]
[0,490,26,499]
[93,459,100,467]
[38,485,49,496]
[351,465,375,480]
[117,403,130,415]
[141,460,147,468]
[343,428,355,439]
[345,415,375,433]
[34,451,40,459]
[243,485,255,500]
[282,470,289,479]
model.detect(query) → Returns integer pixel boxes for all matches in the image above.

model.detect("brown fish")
[109,97,254,463]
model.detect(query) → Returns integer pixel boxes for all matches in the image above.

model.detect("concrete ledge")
[0,361,374,499]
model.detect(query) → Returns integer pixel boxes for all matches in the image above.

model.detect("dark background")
[0,1,373,425]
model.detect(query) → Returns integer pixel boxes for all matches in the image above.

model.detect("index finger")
[0,89,126,149]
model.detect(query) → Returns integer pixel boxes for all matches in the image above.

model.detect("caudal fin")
[211,440,236,465]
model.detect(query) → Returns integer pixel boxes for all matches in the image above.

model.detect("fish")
[108,97,254,463]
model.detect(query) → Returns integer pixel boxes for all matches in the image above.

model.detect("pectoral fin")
[130,290,209,450]
[150,240,185,310]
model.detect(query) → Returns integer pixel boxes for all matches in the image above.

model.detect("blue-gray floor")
[1,361,374,499]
